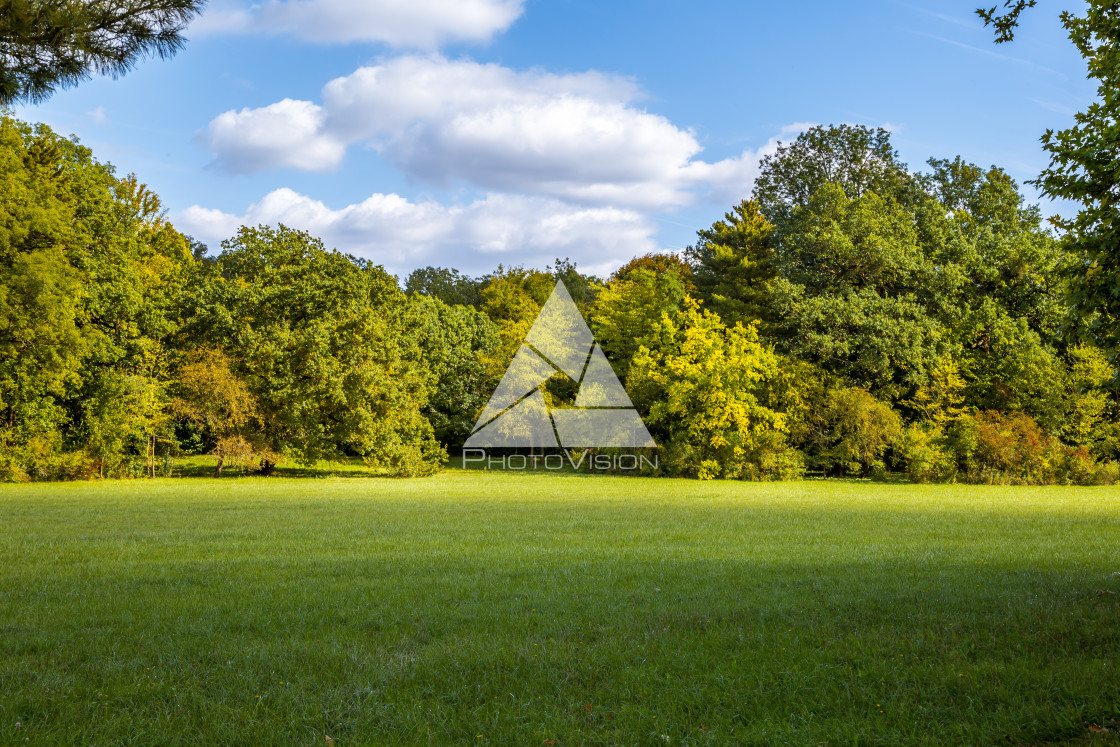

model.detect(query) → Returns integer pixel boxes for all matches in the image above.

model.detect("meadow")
[1,468,1118,745]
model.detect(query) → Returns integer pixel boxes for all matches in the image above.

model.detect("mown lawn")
[0,469,1118,746]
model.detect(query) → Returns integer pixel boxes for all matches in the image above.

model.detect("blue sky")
[15,0,1093,279]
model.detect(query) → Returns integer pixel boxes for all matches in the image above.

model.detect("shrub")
[809,388,902,476]
[973,411,1052,483]
[893,424,955,483]
[0,438,96,482]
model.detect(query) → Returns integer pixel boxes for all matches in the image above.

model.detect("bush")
[971,411,1053,483]
[938,411,1118,485]
[0,438,96,482]
[893,424,955,483]
[809,388,902,476]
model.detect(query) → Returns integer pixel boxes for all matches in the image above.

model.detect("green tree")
[478,265,555,366]
[809,387,903,477]
[0,114,192,479]
[611,252,694,291]
[753,124,916,227]
[171,348,260,477]
[405,267,483,307]
[978,0,1120,350]
[686,200,776,326]
[409,295,499,448]
[179,225,444,475]
[547,257,600,309]
[627,300,798,480]
[0,0,205,104]
[904,355,968,425]
[589,267,687,376]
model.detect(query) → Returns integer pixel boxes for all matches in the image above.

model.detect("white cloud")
[200,56,774,211]
[199,99,346,173]
[176,189,659,277]
[192,0,524,48]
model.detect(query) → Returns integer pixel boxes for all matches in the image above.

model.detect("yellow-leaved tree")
[627,299,801,480]
[172,348,264,477]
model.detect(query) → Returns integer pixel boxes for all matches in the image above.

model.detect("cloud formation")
[192,0,525,48]
[176,189,660,277]
[202,99,346,172]
[198,56,767,210]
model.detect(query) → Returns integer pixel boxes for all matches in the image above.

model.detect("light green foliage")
[1062,343,1114,448]
[180,225,444,475]
[905,355,968,424]
[171,348,262,477]
[478,265,555,367]
[588,267,687,376]
[627,300,798,480]
[893,423,956,484]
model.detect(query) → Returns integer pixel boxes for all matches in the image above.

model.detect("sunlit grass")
[1,470,1118,745]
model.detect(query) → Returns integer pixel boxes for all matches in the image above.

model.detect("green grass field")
[1,469,1118,746]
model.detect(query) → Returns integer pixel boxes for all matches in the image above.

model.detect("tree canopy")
[0,111,1116,485]
[977,0,1120,350]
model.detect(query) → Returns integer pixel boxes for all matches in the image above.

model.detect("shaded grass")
[1,471,1119,745]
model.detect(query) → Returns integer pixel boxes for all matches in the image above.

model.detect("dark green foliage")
[405,266,483,307]
[686,200,776,327]
[179,225,445,474]
[753,124,917,226]
[409,296,499,448]
[0,0,205,104]
[976,1,1036,43]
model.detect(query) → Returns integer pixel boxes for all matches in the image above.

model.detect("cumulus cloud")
[192,0,525,48]
[176,189,659,277]
[200,99,346,173]
[198,56,770,210]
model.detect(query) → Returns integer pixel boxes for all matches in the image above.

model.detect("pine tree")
[0,0,205,104]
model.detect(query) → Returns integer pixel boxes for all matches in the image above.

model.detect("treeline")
[1,114,1116,483]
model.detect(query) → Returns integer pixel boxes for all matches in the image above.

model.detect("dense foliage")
[1,112,1116,483]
